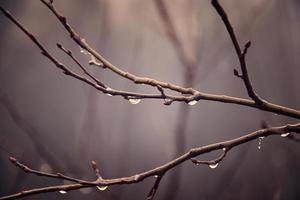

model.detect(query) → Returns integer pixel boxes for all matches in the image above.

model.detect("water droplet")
[257,137,264,150]
[59,190,67,194]
[281,133,290,137]
[128,98,141,105]
[97,185,108,191]
[222,148,226,151]
[80,48,89,55]
[209,163,218,169]
[105,87,113,96]
[188,100,197,106]
[154,175,159,178]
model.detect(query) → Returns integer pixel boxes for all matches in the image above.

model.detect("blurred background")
[0,0,300,199]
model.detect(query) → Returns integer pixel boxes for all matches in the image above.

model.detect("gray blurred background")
[0,0,300,199]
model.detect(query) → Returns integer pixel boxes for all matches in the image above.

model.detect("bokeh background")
[0,0,300,199]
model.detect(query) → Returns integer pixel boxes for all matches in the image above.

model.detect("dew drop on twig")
[281,133,290,137]
[105,87,113,96]
[188,100,197,106]
[97,185,108,191]
[79,39,89,55]
[209,163,218,169]
[59,190,67,194]
[258,137,264,150]
[128,98,141,105]
[80,48,89,55]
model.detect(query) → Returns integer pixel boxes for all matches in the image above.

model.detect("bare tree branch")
[1,123,299,199]
[146,174,164,200]
[8,157,91,185]
[190,147,229,166]
[34,0,300,119]
[0,0,300,199]
[0,5,299,119]
[212,0,262,104]
[56,43,107,88]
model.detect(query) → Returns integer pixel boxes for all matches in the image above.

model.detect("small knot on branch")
[242,40,251,57]
[233,69,242,78]
[88,60,104,68]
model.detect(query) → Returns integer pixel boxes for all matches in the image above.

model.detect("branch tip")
[9,156,17,163]
[233,69,241,77]
[245,40,251,49]
[56,43,62,49]
[91,160,97,168]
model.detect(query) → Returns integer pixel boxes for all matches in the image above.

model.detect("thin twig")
[8,157,93,185]
[29,1,300,119]
[0,6,190,102]
[146,174,164,200]
[211,0,263,104]
[0,1,300,199]
[1,123,299,199]
[0,5,299,119]
[91,160,102,179]
[190,147,229,166]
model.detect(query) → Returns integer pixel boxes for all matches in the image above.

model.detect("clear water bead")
[128,98,141,105]
[80,48,89,55]
[188,100,197,106]
[280,133,290,137]
[97,185,108,191]
[209,163,218,169]
[257,137,264,150]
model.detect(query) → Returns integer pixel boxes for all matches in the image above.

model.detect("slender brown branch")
[27,1,300,119]
[0,1,300,199]
[1,123,299,199]
[156,85,166,98]
[0,5,299,119]
[146,174,164,200]
[91,160,103,179]
[190,147,229,166]
[0,6,183,103]
[8,157,93,185]
[56,43,107,88]
[39,0,197,94]
[211,0,262,104]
